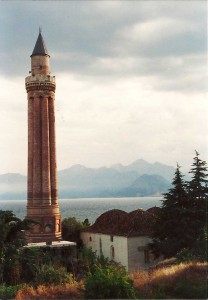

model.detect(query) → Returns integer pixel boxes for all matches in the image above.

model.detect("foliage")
[150,164,189,257]
[132,262,208,299]
[18,247,54,283]
[84,264,137,299]
[151,152,208,258]
[176,226,208,262]
[0,284,23,299]
[78,247,110,276]
[15,281,84,299]
[62,217,85,248]
[78,247,97,274]
[0,223,77,285]
[82,218,91,227]
[187,151,208,241]
[0,210,33,284]
[34,264,73,286]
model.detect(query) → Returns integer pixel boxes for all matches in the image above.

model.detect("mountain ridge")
[0,159,175,199]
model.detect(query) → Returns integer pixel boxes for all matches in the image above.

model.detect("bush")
[0,284,23,299]
[84,264,137,299]
[0,210,35,285]
[174,279,207,299]
[18,247,53,283]
[176,228,207,263]
[15,282,84,300]
[34,264,73,286]
[78,248,110,275]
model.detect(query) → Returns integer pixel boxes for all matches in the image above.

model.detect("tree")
[177,226,207,262]
[151,152,208,259]
[82,218,91,227]
[151,164,190,258]
[0,210,32,284]
[62,217,85,248]
[187,151,208,242]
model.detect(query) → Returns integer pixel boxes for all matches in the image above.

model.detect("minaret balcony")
[25,74,56,92]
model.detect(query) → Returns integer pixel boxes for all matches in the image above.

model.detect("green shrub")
[176,229,207,263]
[78,247,97,272]
[174,279,207,299]
[18,247,53,283]
[84,264,137,299]
[78,248,110,275]
[151,286,167,299]
[0,284,23,299]
[34,264,73,286]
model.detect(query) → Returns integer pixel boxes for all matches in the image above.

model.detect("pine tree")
[151,152,208,259]
[187,151,208,241]
[151,164,189,258]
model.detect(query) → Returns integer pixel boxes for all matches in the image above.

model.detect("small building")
[80,207,161,272]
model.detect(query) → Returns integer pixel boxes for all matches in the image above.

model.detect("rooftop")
[31,31,49,57]
[82,207,160,237]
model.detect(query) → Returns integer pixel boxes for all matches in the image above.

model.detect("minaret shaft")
[41,96,51,204]
[33,95,42,201]
[25,32,61,243]
[48,98,58,204]
[27,96,34,202]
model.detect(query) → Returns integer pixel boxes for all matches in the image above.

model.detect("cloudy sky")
[0,0,207,175]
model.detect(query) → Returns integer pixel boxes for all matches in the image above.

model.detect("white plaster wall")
[128,236,162,272]
[81,232,128,269]
[127,236,154,272]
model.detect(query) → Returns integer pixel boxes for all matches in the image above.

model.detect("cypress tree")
[187,151,208,241]
[151,151,208,259]
[151,164,188,258]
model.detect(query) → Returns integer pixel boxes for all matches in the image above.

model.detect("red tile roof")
[146,206,161,216]
[82,207,160,237]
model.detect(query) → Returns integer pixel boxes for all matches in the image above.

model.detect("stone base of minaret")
[25,204,62,243]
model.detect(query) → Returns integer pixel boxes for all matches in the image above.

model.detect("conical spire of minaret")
[31,29,49,57]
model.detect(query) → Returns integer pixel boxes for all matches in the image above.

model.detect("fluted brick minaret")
[25,30,62,243]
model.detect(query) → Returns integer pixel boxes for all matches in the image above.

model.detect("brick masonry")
[25,43,61,243]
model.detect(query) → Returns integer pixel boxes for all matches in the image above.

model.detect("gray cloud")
[0,1,207,174]
[0,1,206,87]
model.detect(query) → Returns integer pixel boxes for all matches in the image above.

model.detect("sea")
[0,197,163,223]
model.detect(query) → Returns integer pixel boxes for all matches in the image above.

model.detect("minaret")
[25,30,62,243]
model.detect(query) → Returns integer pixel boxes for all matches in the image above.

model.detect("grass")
[131,262,208,299]
[15,281,84,299]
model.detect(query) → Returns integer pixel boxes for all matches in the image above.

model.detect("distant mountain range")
[0,159,174,200]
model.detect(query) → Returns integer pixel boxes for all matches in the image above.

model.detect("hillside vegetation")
[10,262,207,299]
[132,262,207,299]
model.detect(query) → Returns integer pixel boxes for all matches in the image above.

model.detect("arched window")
[32,223,41,233]
[110,245,115,260]
[45,223,52,233]
[99,238,103,255]
[56,220,60,232]
[144,249,150,263]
